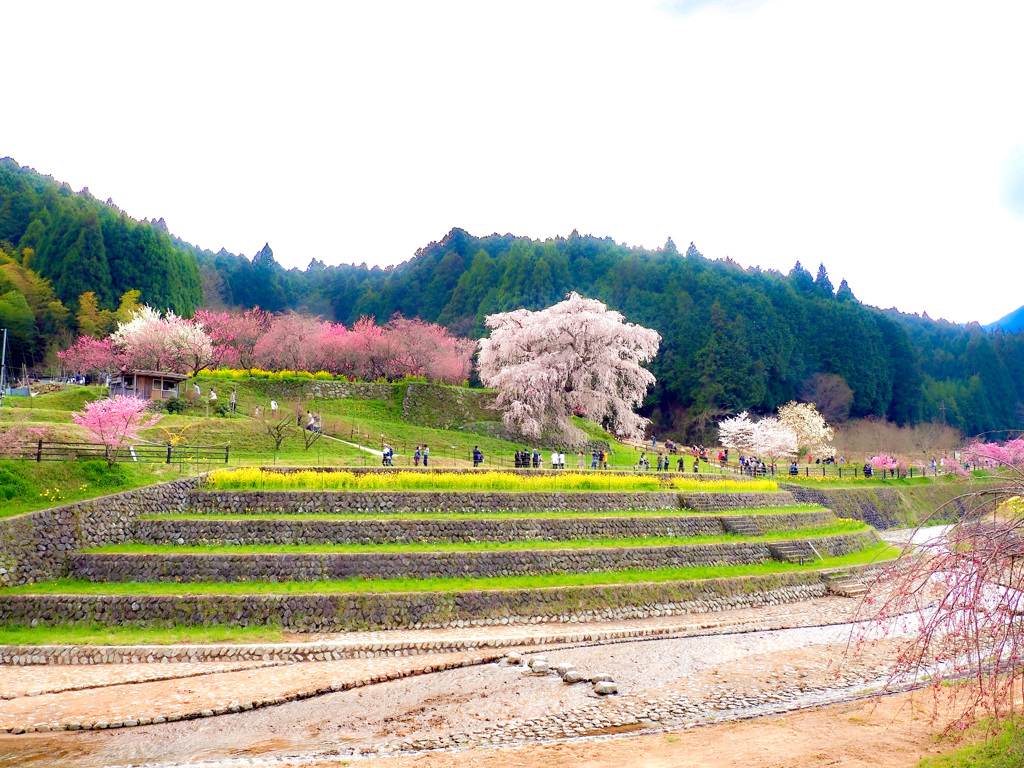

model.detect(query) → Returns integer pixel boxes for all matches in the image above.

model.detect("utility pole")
[940,401,946,427]
[0,328,7,420]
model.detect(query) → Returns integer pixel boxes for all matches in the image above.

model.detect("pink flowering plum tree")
[339,316,398,381]
[195,308,270,372]
[314,322,350,375]
[477,292,661,446]
[0,425,46,459]
[58,336,124,377]
[253,312,323,372]
[72,395,163,465]
[386,315,474,384]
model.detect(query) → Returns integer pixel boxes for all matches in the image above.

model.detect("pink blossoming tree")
[854,436,1024,730]
[477,292,660,446]
[72,396,163,465]
[195,308,271,372]
[58,336,124,377]
[253,312,323,372]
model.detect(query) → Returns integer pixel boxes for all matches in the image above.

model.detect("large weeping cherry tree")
[477,292,661,446]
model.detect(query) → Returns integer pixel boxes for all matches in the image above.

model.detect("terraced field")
[0,469,894,632]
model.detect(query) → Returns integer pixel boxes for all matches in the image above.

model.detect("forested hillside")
[1,159,1021,440]
[0,159,202,364]
[196,229,1024,439]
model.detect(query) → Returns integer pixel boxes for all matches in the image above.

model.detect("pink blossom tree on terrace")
[340,316,398,381]
[72,395,163,466]
[386,316,474,384]
[477,292,661,445]
[195,308,270,372]
[58,336,124,377]
[252,312,322,372]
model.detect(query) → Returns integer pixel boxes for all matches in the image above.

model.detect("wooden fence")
[14,441,229,465]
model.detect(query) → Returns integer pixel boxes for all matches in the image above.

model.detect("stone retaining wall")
[134,511,839,546]
[0,571,833,631]
[184,490,794,515]
[69,532,876,583]
[0,477,203,588]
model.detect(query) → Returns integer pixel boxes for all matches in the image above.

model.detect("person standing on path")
[230,389,236,413]
[423,445,429,466]
[270,399,278,413]
[578,451,585,469]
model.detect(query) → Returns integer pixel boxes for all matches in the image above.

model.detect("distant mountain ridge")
[985,304,1024,333]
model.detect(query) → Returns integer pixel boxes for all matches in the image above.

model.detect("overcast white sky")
[4,0,1023,324]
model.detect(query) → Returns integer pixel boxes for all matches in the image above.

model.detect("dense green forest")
[194,228,1024,439]
[1,159,1022,439]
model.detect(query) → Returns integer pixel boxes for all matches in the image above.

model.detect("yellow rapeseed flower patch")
[204,468,779,494]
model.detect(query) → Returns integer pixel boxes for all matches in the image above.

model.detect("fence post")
[37,439,43,462]
[167,444,172,464]
[225,446,230,464]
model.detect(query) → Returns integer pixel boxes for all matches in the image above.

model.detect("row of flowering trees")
[58,308,475,385]
[717,401,836,464]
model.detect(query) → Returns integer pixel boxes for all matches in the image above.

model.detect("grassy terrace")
[781,475,939,489]
[84,522,869,554]
[144,505,830,521]
[203,468,779,493]
[2,543,898,595]
[0,623,288,646]
[0,459,189,519]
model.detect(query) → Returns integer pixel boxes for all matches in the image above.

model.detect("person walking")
[270,399,278,413]
[230,389,236,413]
[423,445,429,467]
[550,450,559,470]
[577,451,585,469]
[473,445,483,467]
[414,446,422,466]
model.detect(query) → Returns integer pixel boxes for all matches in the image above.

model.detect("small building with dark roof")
[109,370,189,401]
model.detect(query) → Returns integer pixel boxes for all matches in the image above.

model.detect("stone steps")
[719,516,764,537]
[822,571,870,598]
[767,541,821,564]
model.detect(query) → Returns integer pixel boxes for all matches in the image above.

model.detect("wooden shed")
[109,370,189,401]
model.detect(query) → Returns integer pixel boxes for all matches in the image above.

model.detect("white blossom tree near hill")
[477,292,661,446]
[777,401,836,459]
